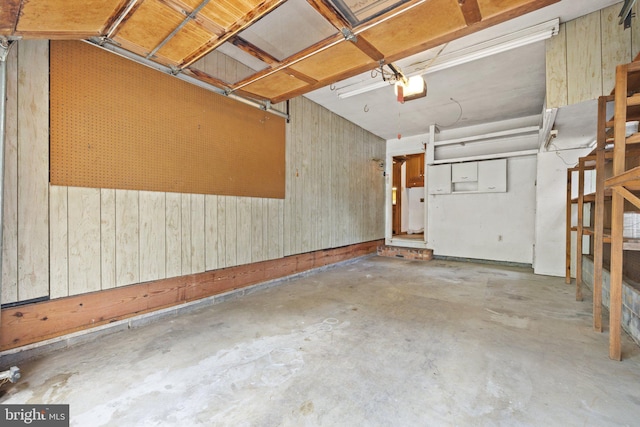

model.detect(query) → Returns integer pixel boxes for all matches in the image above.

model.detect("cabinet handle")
[488,186,496,189]
[461,176,467,179]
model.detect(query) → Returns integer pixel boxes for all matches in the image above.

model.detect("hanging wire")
[435,97,463,128]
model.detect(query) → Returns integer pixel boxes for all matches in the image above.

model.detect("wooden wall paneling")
[373,134,384,238]
[115,189,140,286]
[261,198,269,261]
[190,194,205,273]
[225,196,238,267]
[68,187,101,296]
[545,23,568,109]
[566,13,602,105]
[290,97,301,255]
[319,107,333,249]
[49,186,68,299]
[165,193,182,278]
[330,111,342,248]
[17,40,49,301]
[216,195,227,268]
[356,127,366,242]
[601,5,632,94]
[139,191,166,282]
[310,101,322,251]
[180,193,192,275]
[301,98,313,253]
[204,194,218,271]
[633,1,640,58]
[267,198,279,260]
[2,42,18,304]
[277,199,284,259]
[283,104,293,256]
[345,121,355,245]
[101,189,116,289]
[236,196,252,265]
[251,198,264,263]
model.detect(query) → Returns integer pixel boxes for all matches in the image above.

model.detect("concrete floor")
[1,256,640,426]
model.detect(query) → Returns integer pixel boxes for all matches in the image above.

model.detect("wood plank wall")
[285,97,385,256]
[1,40,386,307]
[546,3,640,109]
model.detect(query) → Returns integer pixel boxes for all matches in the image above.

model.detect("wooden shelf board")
[605,165,640,189]
[628,93,640,107]
[627,133,640,144]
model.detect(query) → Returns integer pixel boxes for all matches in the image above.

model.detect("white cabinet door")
[428,164,451,194]
[478,158,507,192]
[451,162,478,182]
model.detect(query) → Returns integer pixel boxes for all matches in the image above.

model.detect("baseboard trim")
[0,240,382,355]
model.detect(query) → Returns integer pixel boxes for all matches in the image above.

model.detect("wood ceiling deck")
[0,0,559,104]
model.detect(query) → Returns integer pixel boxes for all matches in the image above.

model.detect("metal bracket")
[341,28,357,43]
[0,38,16,62]
[0,366,20,383]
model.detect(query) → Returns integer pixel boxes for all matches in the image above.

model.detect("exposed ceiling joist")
[458,0,482,26]
[0,0,560,103]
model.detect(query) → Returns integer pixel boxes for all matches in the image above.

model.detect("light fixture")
[394,75,427,103]
[337,18,559,99]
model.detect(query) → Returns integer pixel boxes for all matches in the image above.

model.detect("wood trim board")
[0,240,382,351]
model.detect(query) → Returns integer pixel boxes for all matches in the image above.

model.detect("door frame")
[385,148,429,248]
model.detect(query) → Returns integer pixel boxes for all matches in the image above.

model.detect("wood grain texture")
[49,186,68,299]
[282,97,385,257]
[601,4,631,95]
[225,196,238,267]
[566,13,602,104]
[101,189,117,289]
[632,2,640,59]
[545,23,567,109]
[191,194,206,273]
[68,187,101,296]
[17,40,49,301]
[236,197,252,265]
[216,195,227,268]
[116,189,140,286]
[205,194,219,271]
[165,193,182,278]
[2,43,18,304]
[181,193,192,275]
[251,198,264,263]
[140,191,166,282]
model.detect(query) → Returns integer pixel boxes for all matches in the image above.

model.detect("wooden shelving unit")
[603,62,640,360]
[566,84,640,360]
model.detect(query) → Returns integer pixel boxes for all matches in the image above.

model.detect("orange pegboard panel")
[50,40,285,199]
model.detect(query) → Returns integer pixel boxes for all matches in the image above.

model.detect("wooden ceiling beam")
[0,0,21,35]
[283,68,318,85]
[156,0,225,36]
[104,0,146,40]
[179,0,286,69]
[457,0,482,26]
[353,35,384,62]
[260,0,560,102]
[229,36,279,65]
[231,32,345,90]
[306,0,351,30]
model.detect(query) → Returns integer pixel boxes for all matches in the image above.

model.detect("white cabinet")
[427,164,451,194]
[478,158,507,192]
[451,162,478,182]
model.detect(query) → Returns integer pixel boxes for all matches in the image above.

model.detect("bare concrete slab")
[1,257,639,426]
